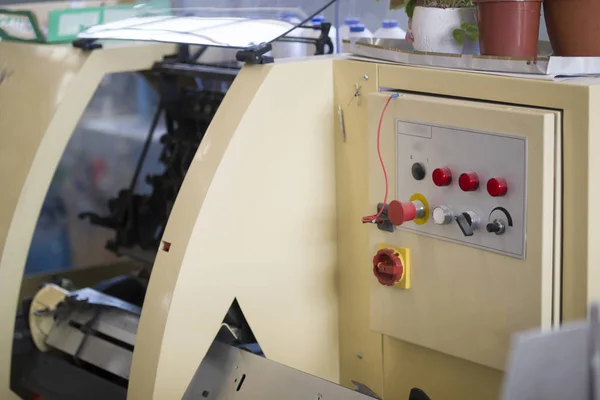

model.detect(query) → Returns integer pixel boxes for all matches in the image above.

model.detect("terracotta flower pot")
[544,0,600,56]
[475,0,542,58]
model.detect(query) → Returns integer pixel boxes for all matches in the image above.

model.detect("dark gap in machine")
[79,83,225,271]
[67,320,135,352]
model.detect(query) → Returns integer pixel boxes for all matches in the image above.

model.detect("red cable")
[362,94,396,224]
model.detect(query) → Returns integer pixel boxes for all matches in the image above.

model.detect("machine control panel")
[395,120,527,258]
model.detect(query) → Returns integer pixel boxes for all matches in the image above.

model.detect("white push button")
[433,206,453,225]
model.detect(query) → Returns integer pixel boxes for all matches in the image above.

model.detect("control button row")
[428,166,507,197]
[432,206,507,237]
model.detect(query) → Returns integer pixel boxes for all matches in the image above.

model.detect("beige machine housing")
[1,40,600,400]
[334,62,598,399]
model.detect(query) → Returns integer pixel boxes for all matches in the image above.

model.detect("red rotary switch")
[372,248,404,286]
[459,172,479,192]
[487,177,508,197]
[432,167,452,187]
[388,200,417,226]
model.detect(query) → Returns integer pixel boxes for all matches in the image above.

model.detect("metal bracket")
[236,44,274,65]
[351,381,382,399]
[338,105,347,142]
[56,288,142,319]
[183,342,374,399]
[376,203,395,233]
[314,22,334,55]
[72,38,103,51]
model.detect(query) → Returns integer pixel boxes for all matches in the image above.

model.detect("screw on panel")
[363,74,369,80]
[317,393,324,399]
[357,353,363,359]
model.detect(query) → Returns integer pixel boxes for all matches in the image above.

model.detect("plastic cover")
[77,0,337,49]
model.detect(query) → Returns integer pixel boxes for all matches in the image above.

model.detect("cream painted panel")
[368,93,558,371]
[129,59,338,399]
[378,64,589,322]
[333,60,384,397]
[0,42,173,399]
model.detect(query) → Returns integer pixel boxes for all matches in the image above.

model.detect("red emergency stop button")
[459,172,479,192]
[388,200,417,226]
[373,248,404,286]
[432,167,452,187]
[487,177,508,197]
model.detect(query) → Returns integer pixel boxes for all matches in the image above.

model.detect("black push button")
[411,162,426,181]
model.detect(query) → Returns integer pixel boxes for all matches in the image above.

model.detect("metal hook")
[347,83,362,107]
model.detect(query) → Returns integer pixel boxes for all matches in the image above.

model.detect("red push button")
[487,177,508,197]
[459,172,479,192]
[432,167,452,187]
[388,200,417,226]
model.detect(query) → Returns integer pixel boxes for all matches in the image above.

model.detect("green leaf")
[465,25,478,34]
[390,0,405,9]
[460,21,470,30]
[405,0,416,18]
[465,30,478,42]
[453,29,465,45]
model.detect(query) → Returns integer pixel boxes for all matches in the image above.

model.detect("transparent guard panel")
[77,0,338,48]
[25,73,164,276]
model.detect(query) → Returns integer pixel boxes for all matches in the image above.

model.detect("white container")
[308,15,337,55]
[348,24,373,40]
[272,20,307,59]
[201,18,305,65]
[311,15,326,26]
[411,6,476,54]
[374,19,406,39]
[279,11,302,25]
[338,17,361,40]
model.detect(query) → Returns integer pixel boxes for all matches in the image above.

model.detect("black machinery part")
[79,86,224,257]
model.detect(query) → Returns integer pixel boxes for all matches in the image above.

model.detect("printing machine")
[3,6,600,400]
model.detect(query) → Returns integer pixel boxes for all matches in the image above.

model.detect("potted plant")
[544,0,600,56]
[474,0,542,58]
[403,0,479,54]
[453,20,480,55]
